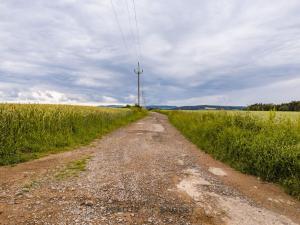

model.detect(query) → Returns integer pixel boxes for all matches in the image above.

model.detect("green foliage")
[162,110,300,199]
[0,104,147,165]
[247,101,300,111]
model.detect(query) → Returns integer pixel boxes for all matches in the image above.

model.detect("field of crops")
[0,104,147,165]
[161,110,300,199]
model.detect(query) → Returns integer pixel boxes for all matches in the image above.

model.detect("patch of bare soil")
[0,113,299,225]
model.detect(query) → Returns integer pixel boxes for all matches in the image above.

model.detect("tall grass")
[161,110,300,199]
[0,104,147,165]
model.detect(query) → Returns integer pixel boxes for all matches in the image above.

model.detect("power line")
[124,0,138,62]
[131,0,145,107]
[109,0,144,107]
[132,0,142,60]
[110,0,130,52]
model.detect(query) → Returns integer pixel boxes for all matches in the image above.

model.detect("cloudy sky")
[0,0,300,106]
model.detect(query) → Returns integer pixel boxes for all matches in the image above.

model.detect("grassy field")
[179,110,300,121]
[161,110,300,199]
[0,104,147,165]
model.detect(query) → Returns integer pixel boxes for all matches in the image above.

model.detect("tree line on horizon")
[247,101,300,111]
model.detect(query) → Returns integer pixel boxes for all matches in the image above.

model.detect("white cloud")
[75,77,105,88]
[18,90,69,103]
[0,88,124,106]
[124,94,136,102]
[0,0,299,105]
[101,96,118,104]
[167,77,300,106]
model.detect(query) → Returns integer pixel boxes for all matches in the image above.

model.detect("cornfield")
[0,104,147,165]
[161,110,300,199]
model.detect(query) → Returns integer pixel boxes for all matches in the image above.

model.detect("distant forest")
[247,101,300,111]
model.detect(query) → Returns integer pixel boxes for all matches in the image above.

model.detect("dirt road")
[0,113,299,225]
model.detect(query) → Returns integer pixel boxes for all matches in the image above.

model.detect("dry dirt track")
[0,112,299,225]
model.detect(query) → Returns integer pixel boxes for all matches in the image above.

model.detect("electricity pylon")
[134,62,143,107]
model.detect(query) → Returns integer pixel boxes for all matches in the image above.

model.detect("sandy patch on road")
[177,168,297,225]
[208,167,227,177]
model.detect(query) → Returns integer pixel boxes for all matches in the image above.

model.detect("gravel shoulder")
[0,112,299,225]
